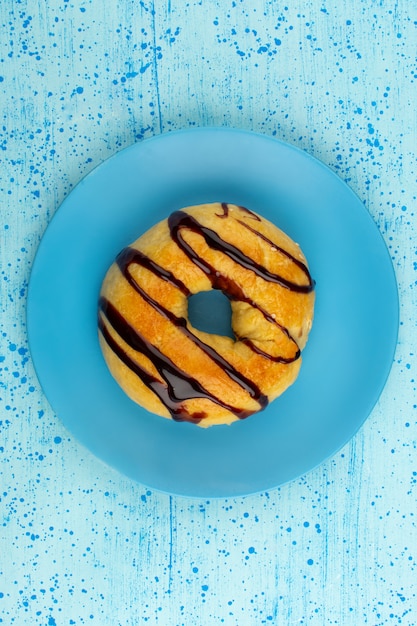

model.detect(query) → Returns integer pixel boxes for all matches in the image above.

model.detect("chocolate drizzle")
[216,202,230,218]
[168,210,314,293]
[115,248,266,402]
[237,218,314,291]
[99,298,262,422]
[116,246,191,296]
[99,204,315,422]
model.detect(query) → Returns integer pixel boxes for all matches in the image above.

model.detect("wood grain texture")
[1,0,416,624]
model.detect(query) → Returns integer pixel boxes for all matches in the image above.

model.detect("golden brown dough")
[98,202,315,427]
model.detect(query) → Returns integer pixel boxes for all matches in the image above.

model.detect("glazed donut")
[98,202,315,427]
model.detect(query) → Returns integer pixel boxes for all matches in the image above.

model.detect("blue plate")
[27,128,399,498]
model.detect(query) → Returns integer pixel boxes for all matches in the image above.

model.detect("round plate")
[27,128,399,498]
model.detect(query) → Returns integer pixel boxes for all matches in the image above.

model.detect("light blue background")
[1,1,415,624]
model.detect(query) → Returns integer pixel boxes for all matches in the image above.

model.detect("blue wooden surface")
[1,1,416,624]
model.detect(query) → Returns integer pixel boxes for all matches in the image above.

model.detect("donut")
[98,202,315,427]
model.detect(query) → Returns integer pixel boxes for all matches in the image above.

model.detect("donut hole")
[187,290,235,340]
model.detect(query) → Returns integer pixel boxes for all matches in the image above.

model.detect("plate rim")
[26,126,400,498]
